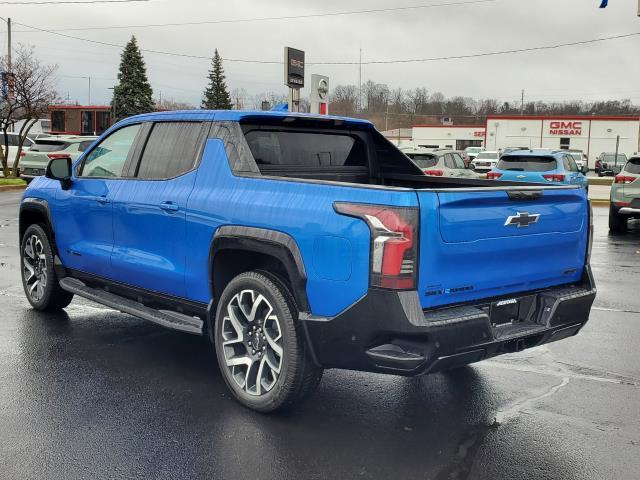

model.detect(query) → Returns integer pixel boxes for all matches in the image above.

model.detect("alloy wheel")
[221,289,284,396]
[22,234,48,303]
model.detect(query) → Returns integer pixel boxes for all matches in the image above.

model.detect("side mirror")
[45,156,73,190]
[581,165,589,174]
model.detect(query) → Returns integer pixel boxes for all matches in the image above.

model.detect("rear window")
[244,130,366,168]
[476,152,497,160]
[497,156,557,172]
[624,158,640,174]
[407,153,437,169]
[30,140,70,152]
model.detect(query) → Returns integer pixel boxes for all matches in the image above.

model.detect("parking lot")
[0,190,638,480]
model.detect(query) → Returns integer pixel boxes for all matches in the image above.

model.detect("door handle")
[159,201,179,212]
[95,196,111,204]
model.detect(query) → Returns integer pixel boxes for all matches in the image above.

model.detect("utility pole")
[358,48,362,113]
[520,89,525,115]
[7,18,11,73]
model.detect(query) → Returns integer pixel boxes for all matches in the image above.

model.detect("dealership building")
[411,125,486,151]
[484,115,640,168]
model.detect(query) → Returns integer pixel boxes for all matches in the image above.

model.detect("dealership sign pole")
[284,47,304,113]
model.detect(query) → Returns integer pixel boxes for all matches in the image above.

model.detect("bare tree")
[0,45,58,177]
[156,98,195,111]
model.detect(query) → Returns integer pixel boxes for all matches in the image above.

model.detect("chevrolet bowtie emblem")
[505,211,540,228]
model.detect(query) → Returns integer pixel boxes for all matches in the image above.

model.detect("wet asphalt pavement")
[0,190,639,480]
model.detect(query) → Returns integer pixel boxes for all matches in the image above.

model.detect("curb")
[588,178,614,186]
[0,185,27,192]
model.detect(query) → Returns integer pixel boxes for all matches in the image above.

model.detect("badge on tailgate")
[504,211,540,228]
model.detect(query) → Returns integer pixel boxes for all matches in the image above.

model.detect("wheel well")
[212,248,306,311]
[19,208,50,240]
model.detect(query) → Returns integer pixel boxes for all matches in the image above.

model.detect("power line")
[10,0,498,32]
[6,18,640,67]
[313,32,640,64]
[1,0,148,4]
[8,18,282,63]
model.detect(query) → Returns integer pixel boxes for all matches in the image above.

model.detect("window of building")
[81,111,94,135]
[96,112,111,135]
[456,139,483,150]
[80,124,142,178]
[559,138,570,149]
[51,111,65,132]
[136,122,205,179]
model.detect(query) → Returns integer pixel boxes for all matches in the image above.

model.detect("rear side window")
[451,153,466,169]
[408,154,437,169]
[625,158,640,174]
[136,122,205,179]
[565,155,578,172]
[31,140,70,152]
[244,130,366,168]
[497,156,557,172]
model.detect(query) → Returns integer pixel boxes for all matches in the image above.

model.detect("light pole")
[108,86,116,123]
[494,122,500,149]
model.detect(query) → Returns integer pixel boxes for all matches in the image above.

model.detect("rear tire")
[609,205,627,233]
[213,270,323,412]
[20,224,74,311]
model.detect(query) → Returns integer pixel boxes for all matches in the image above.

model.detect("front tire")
[20,224,74,310]
[213,271,322,412]
[609,205,627,233]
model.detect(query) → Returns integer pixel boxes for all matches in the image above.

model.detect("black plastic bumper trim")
[300,267,596,376]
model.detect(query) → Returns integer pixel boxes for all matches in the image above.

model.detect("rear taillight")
[542,174,565,182]
[486,172,503,180]
[20,151,27,158]
[614,175,635,184]
[334,202,419,290]
[423,169,443,176]
[47,153,71,160]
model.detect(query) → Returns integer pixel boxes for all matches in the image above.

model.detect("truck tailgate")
[416,187,588,309]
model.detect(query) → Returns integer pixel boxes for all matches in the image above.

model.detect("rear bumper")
[300,267,596,375]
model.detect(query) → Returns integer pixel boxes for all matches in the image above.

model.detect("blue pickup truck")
[19,110,596,412]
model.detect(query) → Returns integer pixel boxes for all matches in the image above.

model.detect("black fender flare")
[209,226,310,312]
[19,197,66,277]
[19,197,53,241]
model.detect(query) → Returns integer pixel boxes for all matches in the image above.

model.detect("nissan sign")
[284,47,305,88]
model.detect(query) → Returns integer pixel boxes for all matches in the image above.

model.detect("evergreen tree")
[111,36,154,119]
[202,50,232,110]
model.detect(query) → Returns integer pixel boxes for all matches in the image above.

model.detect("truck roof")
[120,109,373,127]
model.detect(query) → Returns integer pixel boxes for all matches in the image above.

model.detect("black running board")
[59,277,204,335]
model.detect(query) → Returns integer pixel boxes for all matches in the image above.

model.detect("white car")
[470,151,500,173]
[20,135,97,181]
[402,148,480,179]
[567,151,588,171]
[1,132,33,165]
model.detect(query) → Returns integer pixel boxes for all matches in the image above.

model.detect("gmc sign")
[549,121,582,136]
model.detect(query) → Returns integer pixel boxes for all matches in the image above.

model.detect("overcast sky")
[1,0,639,107]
